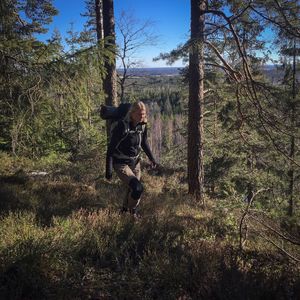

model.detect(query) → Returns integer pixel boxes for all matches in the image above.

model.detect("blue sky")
[40,1,278,67]
[40,0,190,67]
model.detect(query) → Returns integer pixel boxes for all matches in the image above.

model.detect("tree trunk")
[188,0,206,203]
[288,39,297,216]
[102,0,118,108]
[102,0,118,141]
[95,0,104,40]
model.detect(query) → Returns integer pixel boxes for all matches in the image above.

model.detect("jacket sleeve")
[141,126,156,163]
[106,121,124,178]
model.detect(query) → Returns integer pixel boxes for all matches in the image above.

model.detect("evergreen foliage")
[0,0,116,158]
[0,1,300,298]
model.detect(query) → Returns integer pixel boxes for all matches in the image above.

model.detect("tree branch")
[204,41,242,82]
[249,4,300,38]
[239,188,269,251]
[249,214,300,246]
[258,233,300,263]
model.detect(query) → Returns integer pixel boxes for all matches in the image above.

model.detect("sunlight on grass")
[0,157,299,299]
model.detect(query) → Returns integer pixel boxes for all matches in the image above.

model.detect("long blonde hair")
[129,101,147,123]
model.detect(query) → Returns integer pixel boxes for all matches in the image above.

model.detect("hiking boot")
[119,207,128,214]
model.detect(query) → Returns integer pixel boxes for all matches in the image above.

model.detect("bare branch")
[259,233,300,263]
[249,4,300,38]
[205,3,252,37]
[116,10,158,100]
[239,188,269,251]
[204,41,242,82]
[249,214,300,246]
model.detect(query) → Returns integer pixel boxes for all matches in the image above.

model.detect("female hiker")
[105,101,157,217]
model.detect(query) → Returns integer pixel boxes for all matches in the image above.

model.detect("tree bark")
[102,0,118,140]
[95,0,104,40]
[288,39,297,216]
[188,0,206,202]
[102,0,118,108]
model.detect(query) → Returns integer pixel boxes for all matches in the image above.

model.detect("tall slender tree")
[280,38,299,216]
[288,39,297,216]
[102,0,118,108]
[188,0,206,202]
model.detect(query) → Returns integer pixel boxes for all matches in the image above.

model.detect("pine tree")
[0,0,58,154]
[103,0,117,108]
[188,0,206,202]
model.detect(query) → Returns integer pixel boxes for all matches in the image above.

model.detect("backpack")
[100,103,146,160]
[100,103,132,122]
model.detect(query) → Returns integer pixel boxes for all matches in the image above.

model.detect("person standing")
[105,101,157,217]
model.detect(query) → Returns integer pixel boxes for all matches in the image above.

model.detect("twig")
[239,188,269,251]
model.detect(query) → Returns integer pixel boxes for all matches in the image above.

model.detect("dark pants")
[113,162,142,210]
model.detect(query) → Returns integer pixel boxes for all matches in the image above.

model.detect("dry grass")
[0,153,299,299]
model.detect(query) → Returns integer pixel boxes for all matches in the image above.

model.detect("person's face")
[131,108,146,123]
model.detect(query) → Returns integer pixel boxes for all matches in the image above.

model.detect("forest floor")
[0,152,299,299]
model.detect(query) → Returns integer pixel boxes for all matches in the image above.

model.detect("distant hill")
[117,67,182,77]
[117,65,299,83]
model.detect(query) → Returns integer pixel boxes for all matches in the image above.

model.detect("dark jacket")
[106,119,156,178]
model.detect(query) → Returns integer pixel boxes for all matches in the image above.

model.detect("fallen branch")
[249,214,300,246]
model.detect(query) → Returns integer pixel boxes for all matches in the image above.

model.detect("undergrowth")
[0,153,299,299]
